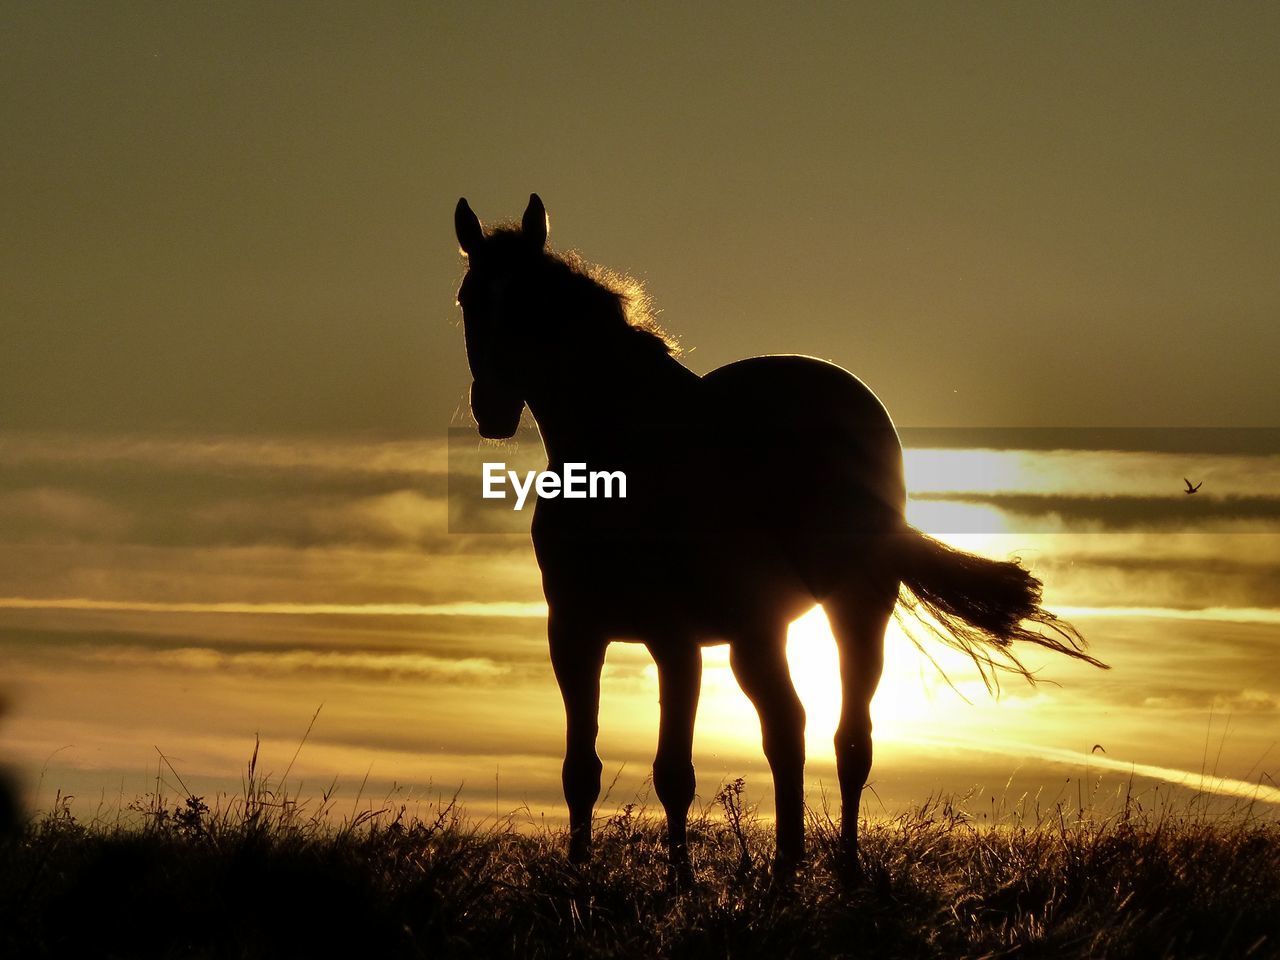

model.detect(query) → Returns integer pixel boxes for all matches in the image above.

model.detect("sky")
[1,3,1278,824]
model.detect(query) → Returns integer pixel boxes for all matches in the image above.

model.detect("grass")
[1,755,1277,959]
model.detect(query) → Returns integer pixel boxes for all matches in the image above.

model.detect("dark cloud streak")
[900,428,1280,456]
[914,492,1280,531]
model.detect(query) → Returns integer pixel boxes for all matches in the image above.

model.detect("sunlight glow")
[783,607,844,750]
[904,499,1012,552]
[783,607,1000,757]
[689,603,1050,764]
[904,449,1025,494]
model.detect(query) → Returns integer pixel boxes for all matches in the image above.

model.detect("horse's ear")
[455,198,484,257]
[522,193,548,249]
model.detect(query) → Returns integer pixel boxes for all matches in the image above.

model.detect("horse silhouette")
[453,194,1106,876]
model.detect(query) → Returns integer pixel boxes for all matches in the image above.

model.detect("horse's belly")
[532,522,811,638]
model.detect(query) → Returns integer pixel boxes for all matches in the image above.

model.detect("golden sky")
[1,435,1277,819]
[1,4,1278,821]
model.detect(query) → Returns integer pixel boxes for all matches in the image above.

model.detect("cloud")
[898,428,1280,456]
[905,448,1280,498]
[0,488,131,541]
[1057,605,1280,625]
[0,433,492,551]
[1136,687,1279,714]
[1040,557,1280,611]
[912,492,1280,532]
[0,433,449,475]
[0,596,548,618]
[0,483,482,552]
[76,644,514,684]
[0,541,545,618]
[907,734,1280,807]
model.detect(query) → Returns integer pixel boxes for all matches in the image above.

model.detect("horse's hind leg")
[648,642,701,878]
[826,573,897,871]
[729,634,806,873]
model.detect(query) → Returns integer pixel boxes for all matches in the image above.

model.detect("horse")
[453,194,1106,877]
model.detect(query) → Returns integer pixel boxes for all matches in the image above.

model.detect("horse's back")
[702,355,898,435]
[700,355,905,509]
[696,355,907,598]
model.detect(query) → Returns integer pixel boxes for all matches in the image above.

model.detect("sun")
[692,598,1008,760]
[784,605,987,756]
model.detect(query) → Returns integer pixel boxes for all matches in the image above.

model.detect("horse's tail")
[895,529,1108,688]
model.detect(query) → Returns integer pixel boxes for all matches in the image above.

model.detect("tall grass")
[1,751,1277,959]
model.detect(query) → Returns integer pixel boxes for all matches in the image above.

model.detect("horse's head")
[454,193,550,439]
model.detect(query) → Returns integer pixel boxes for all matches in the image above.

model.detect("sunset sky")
[2,4,1278,822]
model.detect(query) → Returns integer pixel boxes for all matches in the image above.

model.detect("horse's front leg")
[648,642,702,878]
[549,613,607,863]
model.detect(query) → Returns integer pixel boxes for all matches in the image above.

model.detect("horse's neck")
[528,346,698,463]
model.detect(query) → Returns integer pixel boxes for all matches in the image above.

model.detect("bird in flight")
[1091,744,1106,754]
[1184,478,1203,495]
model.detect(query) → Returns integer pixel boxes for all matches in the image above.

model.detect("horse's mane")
[486,226,680,358]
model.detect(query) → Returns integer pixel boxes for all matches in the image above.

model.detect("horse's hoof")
[668,859,694,889]
[770,853,802,889]
[835,854,866,887]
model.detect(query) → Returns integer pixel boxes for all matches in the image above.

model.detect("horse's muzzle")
[470,379,524,439]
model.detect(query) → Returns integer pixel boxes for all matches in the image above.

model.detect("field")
[1,761,1277,960]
